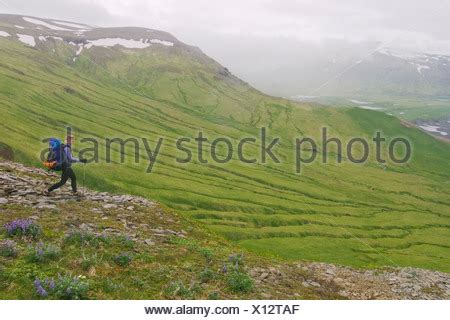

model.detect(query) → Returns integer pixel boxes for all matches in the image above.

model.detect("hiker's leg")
[67,167,77,192]
[48,168,69,192]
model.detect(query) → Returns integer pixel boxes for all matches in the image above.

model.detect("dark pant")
[48,166,77,192]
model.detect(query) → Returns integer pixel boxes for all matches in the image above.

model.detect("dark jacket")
[47,144,79,169]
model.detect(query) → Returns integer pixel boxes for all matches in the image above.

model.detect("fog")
[1,0,449,96]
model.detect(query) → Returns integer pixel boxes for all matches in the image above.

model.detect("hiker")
[45,135,87,195]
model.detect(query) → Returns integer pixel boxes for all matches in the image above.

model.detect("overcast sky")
[1,0,450,94]
[1,0,449,47]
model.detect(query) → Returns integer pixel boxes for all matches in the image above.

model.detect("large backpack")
[43,138,66,171]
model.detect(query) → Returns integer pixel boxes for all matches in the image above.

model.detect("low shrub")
[101,278,123,293]
[114,252,132,267]
[164,280,201,299]
[34,275,89,300]
[64,230,109,247]
[0,239,18,258]
[199,248,214,263]
[26,242,61,263]
[80,253,99,271]
[228,253,244,267]
[226,271,253,293]
[199,268,216,283]
[116,235,135,249]
[208,291,220,300]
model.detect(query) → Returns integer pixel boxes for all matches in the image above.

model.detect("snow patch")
[359,106,383,110]
[419,125,447,136]
[14,25,25,29]
[291,95,318,100]
[23,17,71,31]
[416,64,430,74]
[420,125,440,133]
[85,38,151,49]
[37,36,63,42]
[17,34,35,47]
[149,39,174,46]
[75,45,83,56]
[51,21,91,29]
[349,99,372,104]
[379,48,427,60]
[0,31,10,37]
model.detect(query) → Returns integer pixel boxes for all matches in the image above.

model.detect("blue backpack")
[44,138,65,171]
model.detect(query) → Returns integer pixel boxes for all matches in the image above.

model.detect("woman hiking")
[45,135,87,195]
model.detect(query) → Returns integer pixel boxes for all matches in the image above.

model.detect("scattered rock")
[296,262,450,300]
[260,272,269,280]
[36,204,57,210]
[103,203,118,209]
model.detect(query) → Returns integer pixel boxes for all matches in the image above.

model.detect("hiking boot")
[73,192,85,202]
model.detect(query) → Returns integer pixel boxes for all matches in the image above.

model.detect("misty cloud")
[1,0,449,96]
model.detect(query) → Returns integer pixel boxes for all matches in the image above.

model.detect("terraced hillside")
[1,14,450,273]
[2,161,449,299]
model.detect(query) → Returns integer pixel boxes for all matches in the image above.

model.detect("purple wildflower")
[34,278,48,297]
[5,219,32,234]
[37,286,48,297]
[34,278,41,287]
[37,246,44,257]
[4,219,40,238]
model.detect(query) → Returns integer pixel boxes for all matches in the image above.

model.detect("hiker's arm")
[65,146,80,163]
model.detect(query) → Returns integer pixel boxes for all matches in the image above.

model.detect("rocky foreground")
[1,160,449,299]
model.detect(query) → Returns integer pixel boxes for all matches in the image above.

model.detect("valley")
[0,13,450,278]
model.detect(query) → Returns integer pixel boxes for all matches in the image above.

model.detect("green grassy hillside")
[1,20,450,274]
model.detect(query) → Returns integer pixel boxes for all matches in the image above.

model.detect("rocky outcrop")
[297,262,450,299]
[249,262,450,300]
[0,161,186,242]
[0,161,155,209]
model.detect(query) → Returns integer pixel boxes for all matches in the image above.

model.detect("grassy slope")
[307,95,450,121]
[1,165,338,299]
[1,36,450,273]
